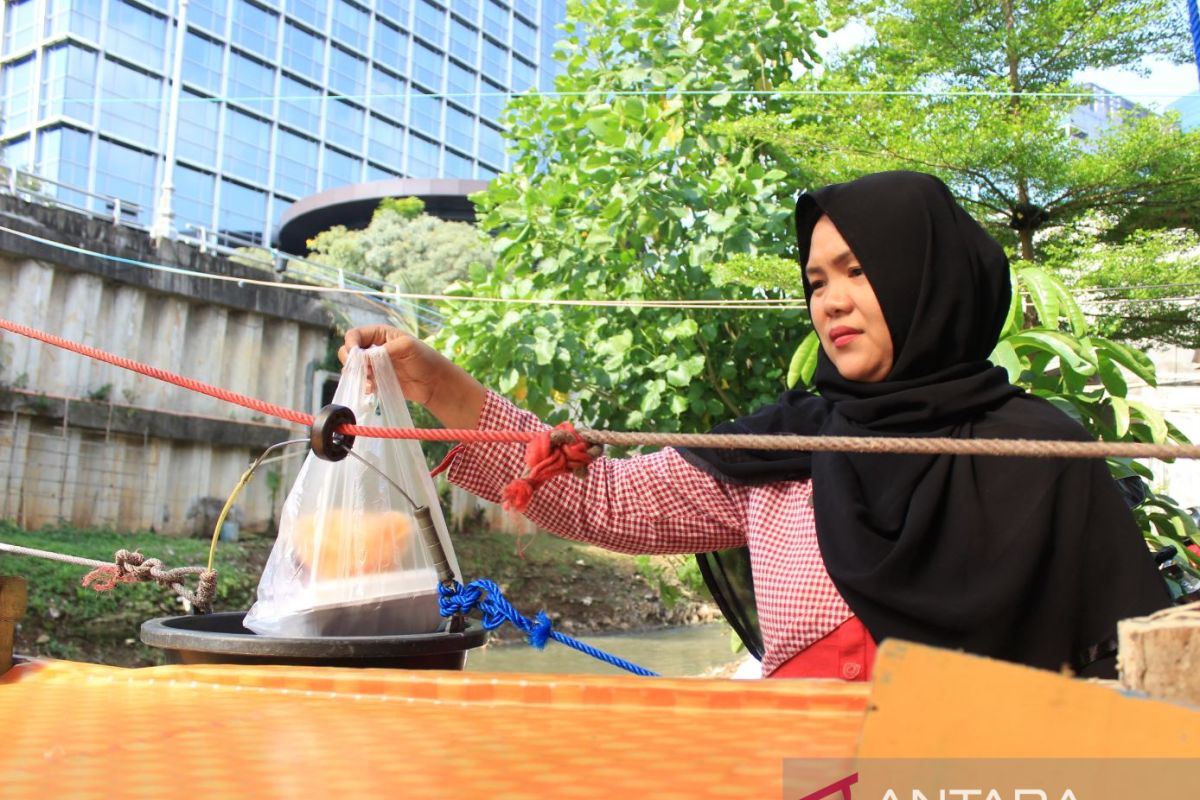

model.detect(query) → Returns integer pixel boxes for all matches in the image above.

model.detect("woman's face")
[806,215,894,383]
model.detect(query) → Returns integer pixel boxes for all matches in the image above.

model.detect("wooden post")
[1118,602,1200,706]
[0,575,28,674]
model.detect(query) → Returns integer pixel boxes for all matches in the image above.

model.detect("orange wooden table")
[6,641,1200,799]
[0,657,868,799]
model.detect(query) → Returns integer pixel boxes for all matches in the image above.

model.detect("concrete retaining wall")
[0,197,383,535]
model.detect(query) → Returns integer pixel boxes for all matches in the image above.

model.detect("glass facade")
[0,0,565,244]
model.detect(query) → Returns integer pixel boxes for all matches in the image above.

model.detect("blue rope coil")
[439,579,660,677]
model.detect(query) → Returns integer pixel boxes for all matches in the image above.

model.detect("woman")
[341,171,1169,679]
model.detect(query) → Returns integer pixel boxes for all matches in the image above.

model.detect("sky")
[1080,59,1200,111]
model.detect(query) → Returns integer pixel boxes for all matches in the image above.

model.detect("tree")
[723,0,1197,260]
[307,197,494,300]
[1041,217,1200,349]
[434,0,826,431]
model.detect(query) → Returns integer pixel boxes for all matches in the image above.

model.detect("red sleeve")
[445,391,748,555]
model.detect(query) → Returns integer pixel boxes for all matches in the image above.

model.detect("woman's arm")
[446,391,749,556]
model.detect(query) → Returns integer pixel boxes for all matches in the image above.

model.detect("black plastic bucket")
[140,611,487,669]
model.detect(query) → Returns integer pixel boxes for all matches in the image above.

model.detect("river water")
[465,622,748,677]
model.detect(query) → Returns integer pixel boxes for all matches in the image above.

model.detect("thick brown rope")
[575,429,1200,460]
[75,549,217,614]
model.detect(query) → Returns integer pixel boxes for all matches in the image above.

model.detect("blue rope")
[1190,0,1200,85]
[439,579,660,677]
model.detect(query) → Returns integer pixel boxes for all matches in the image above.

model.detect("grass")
[0,521,269,665]
[0,521,713,665]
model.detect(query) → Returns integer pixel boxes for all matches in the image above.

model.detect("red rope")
[0,317,537,444]
[0,318,314,426]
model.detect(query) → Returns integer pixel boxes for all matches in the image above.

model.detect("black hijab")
[680,171,1169,676]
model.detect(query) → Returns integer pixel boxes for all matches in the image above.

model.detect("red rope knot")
[501,423,602,513]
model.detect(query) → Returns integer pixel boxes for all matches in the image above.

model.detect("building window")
[407,132,439,176]
[183,31,224,94]
[189,0,227,35]
[409,89,442,138]
[476,162,497,180]
[373,20,409,72]
[377,0,412,26]
[1,58,35,134]
[332,0,370,51]
[477,121,505,167]
[226,51,275,116]
[99,59,161,149]
[369,67,406,122]
[36,125,92,208]
[40,44,97,124]
[443,147,472,178]
[278,75,321,132]
[449,18,477,66]
[44,0,102,41]
[444,103,474,153]
[283,22,324,83]
[325,97,364,150]
[414,0,446,46]
[173,164,216,232]
[511,55,534,91]
[274,129,318,197]
[286,0,326,30]
[368,114,405,166]
[481,37,508,86]
[367,162,402,181]
[95,138,155,223]
[106,0,167,69]
[512,15,536,54]
[412,41,444,90]
[1,136,31,171]
[219,179,268,243]
[232,0,277,61]
[328,45,366,98]
[2,0,38,57]
[177,91,219,165]
[322,146,362,189]
[483,0,509,44]
[222,108,272,183]
[513,0,536,23]
[450,0,479,24]
[478,77,506,122]
[446,60,476,110]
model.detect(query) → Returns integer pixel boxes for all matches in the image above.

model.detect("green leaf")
[1092,337,1157,387]
[498,367,520,394]
[1096,352,1128,398]
[1018,267,1060,328]
[786,330,821,388]
[989,339,1024,383]
[1129,400,1169,444]
[708,91,733,107]
[1109,396,1131,438]
[1006,330,1096,378]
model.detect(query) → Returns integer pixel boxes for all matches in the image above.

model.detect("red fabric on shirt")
[446,391,857,676]
[769,616,876,680]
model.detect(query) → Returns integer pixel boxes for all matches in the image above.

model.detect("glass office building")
[0,0,566,242]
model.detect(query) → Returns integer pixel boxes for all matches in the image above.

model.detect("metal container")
[141,611,486,670]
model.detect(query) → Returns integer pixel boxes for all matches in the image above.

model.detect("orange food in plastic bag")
[291,510,413,581]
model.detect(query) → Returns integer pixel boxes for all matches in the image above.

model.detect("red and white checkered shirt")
[446,391,855,676]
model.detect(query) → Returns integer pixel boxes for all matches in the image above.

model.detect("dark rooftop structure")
[274,178,490,255]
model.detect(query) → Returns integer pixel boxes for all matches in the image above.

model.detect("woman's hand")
[338,325,486,429]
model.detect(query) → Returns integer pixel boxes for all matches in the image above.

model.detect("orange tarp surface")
[0,658,869,800]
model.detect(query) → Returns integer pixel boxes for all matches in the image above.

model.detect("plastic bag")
[244,346,461,637]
